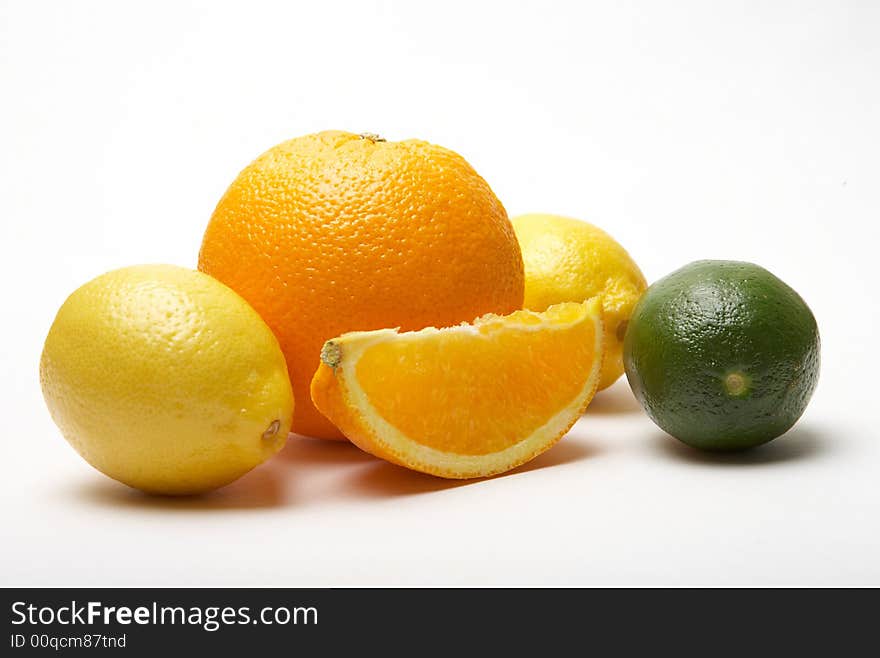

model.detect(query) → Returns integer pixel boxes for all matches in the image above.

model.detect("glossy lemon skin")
[512,214,647,390]
[40,265,294,495]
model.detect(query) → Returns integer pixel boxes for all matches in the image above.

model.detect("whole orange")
[199,131,524,439]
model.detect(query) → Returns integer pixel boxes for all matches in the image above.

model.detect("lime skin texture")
[623,260,820,451]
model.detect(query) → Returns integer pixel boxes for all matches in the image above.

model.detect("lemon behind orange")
[199,131,524,440]
[512,214,647,390]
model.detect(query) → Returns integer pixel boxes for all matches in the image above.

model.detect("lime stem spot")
[359,132,386,143]
[724,372,748,396]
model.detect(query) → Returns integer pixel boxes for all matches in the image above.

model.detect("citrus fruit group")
[199,131,524,440]
[310,298,604,478]
[40,265,294,494]
[623,260,820,450]
[511,213,646,390]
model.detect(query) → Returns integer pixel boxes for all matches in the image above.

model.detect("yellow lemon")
[40,265,294,495]
[511,214,647,390]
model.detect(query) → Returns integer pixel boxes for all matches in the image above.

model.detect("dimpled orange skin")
[198,131,524,440]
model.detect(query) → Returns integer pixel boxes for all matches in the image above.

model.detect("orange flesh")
[353,307,600,455]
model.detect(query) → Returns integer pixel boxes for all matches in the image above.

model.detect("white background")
[2,0,878,586]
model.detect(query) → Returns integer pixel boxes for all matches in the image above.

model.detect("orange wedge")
[310,299,604,479]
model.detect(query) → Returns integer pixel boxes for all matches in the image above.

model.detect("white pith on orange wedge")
[310,299,605,479]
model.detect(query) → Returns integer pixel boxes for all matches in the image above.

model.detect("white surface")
[2,0,878,586]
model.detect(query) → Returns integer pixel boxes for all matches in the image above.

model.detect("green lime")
[623,260,820,450]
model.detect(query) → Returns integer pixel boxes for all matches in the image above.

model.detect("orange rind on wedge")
[310,298,605,479]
